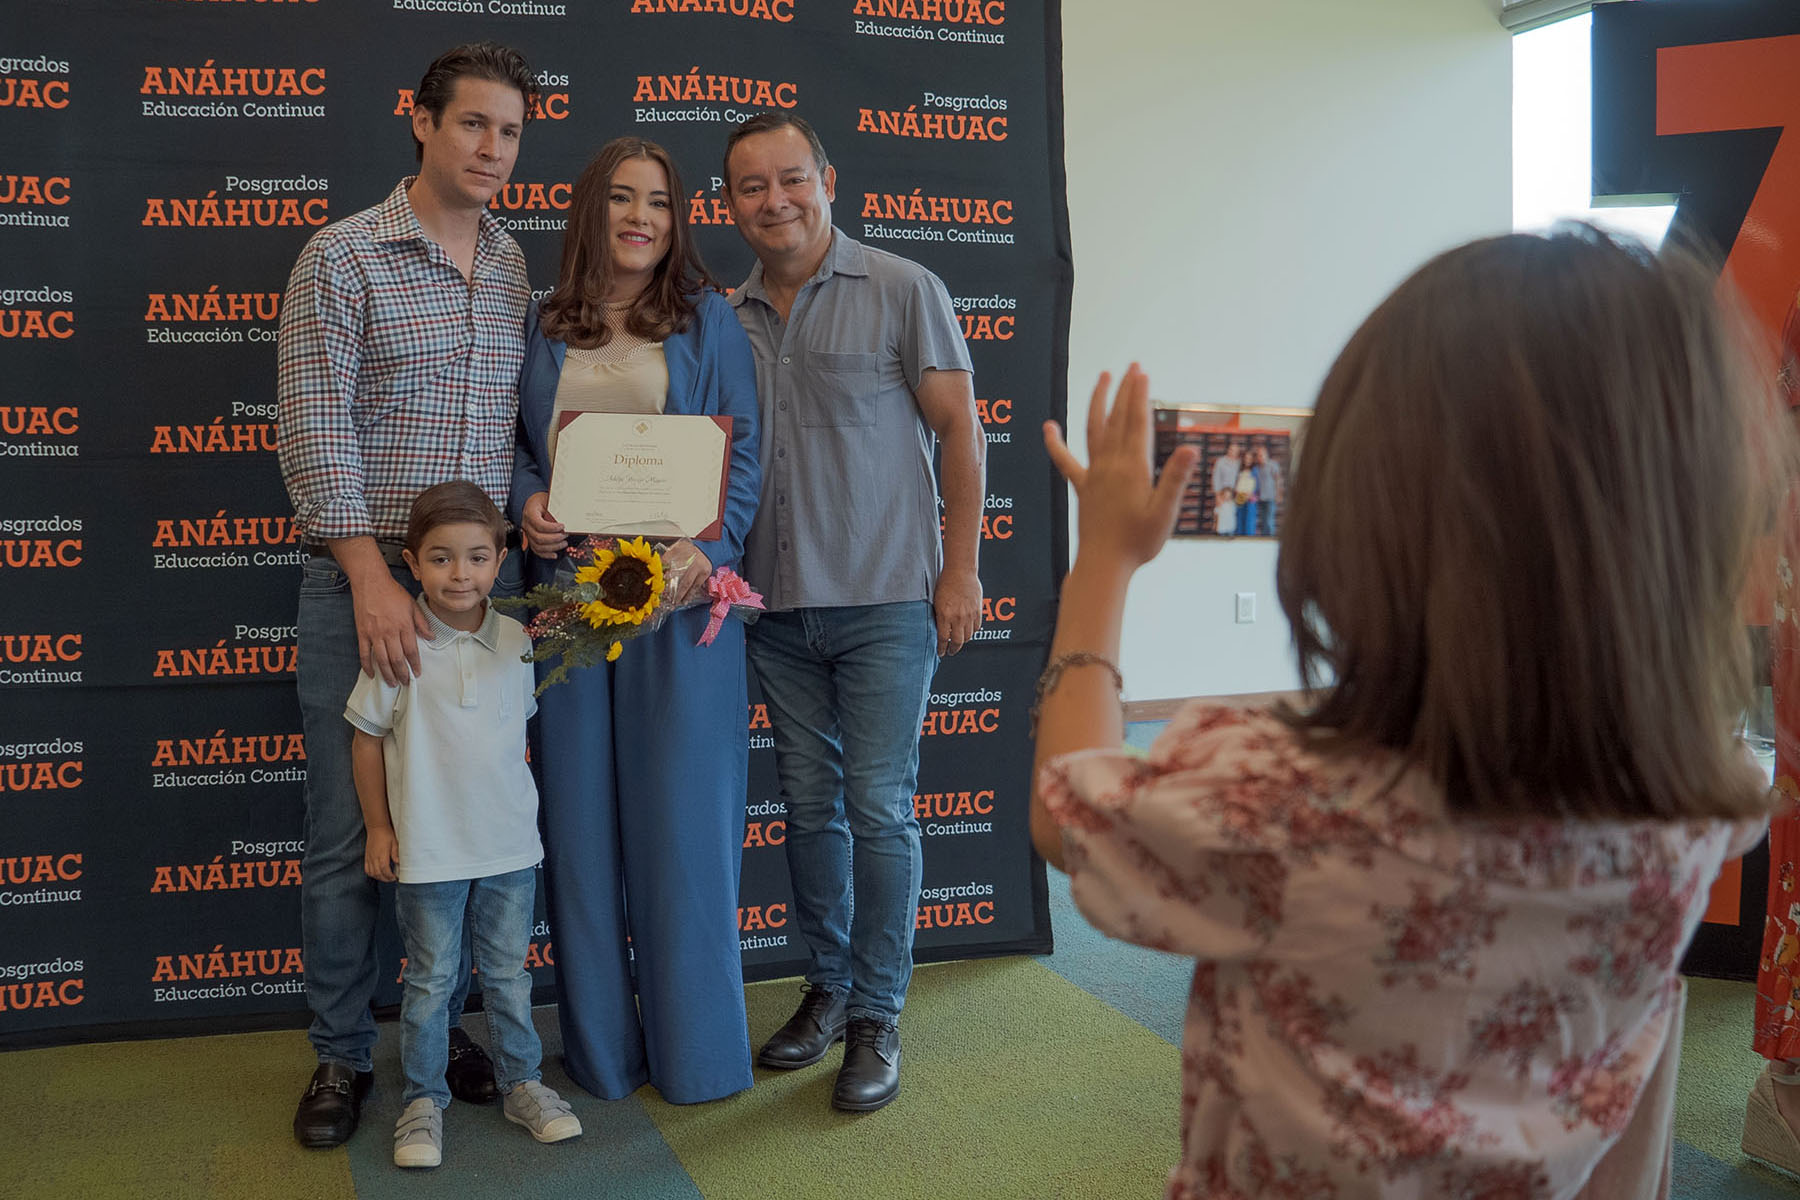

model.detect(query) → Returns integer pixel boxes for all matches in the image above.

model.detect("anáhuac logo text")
[916,879,997,928]
[151,943,306,1003]
[0,737,84,795]
[0,173,71,228]
[952,292,1017,341]
[0,958,83,1015]
[145,286,282,347]
[151,727,307,789]
[0,631,82,686]
[0,404,79,460]
[0,55,71,109]
[150,404,278,456]
[0,852,83,908]
[921,687,1003,737]
[738,902,787,952]
[0,286,73,340]
[857,87,1008,144]
[152,623,297,680]
[853,0,1006,46]
[630,0,792,21]
[633,65,797,127]
[915,786,994,836]
[151,511,304,569]
[0,515,82,572]
[140,61,325,119]
[391,0,568,16]
[861,183,1014,247]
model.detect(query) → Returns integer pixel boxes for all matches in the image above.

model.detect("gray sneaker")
[503,1079,583,1143]
[393,1098,442,1168]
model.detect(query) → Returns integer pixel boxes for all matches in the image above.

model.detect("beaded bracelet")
[1028,650,1124,736]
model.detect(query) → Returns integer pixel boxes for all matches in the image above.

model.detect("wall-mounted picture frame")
[1153,404,1312,539]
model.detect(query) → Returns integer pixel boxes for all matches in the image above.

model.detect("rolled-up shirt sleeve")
[277,235,373,542]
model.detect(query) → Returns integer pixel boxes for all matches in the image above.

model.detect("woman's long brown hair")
[539,137,716,349]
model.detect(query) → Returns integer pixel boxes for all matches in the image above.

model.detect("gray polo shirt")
[731,228,972,611]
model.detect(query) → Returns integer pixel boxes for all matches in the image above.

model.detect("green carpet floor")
[0,953,1179,1200]
[7,930,1795,1199]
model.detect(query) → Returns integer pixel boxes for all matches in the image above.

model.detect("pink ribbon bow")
[698,567,764,646]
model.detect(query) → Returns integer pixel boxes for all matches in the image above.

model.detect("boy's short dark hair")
[723,111,829,191]
[405,481,507,552]
[412,42,539,163]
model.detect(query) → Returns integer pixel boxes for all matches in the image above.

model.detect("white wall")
[1060,0,1513,700]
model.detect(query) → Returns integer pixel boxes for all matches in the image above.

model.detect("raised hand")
[1043,364,1198,572]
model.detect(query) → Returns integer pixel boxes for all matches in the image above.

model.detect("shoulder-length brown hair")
[538,138,716,349]
[1277,226,1791,821]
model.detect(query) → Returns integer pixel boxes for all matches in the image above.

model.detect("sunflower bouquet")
[500,534,763,695]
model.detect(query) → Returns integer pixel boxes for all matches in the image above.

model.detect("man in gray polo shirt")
[724,112,985,1113]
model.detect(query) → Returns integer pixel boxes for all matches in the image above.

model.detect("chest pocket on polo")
[800,350,880,428]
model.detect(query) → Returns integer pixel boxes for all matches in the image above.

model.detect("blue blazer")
[510,290,762,584]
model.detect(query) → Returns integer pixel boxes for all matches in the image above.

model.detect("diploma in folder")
[547,412,732,540]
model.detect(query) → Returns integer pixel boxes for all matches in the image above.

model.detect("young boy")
[344,480,582,1169]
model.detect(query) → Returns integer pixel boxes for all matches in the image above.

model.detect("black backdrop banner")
[0,0,1069,1044]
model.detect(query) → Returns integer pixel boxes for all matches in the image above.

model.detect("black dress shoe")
[757,986,848,1069]
[446,1025,499,1104]
[832,1018,900,1112]
[293,1063,373,1148]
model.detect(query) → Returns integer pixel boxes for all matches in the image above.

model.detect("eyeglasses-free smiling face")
[604,154,674,301]
[725,126,836,270]
[403,521,506,632]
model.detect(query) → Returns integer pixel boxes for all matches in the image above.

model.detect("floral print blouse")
[1041,704,1762,1199]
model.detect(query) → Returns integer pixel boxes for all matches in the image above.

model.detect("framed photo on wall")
[1153,404,1311,539]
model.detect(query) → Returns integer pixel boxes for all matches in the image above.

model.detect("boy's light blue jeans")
[394,866,542,1108]
[745,601,939,1023]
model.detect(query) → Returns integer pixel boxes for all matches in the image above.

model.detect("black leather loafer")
[293,1062,374,1148]
[831,1018,900,1112]
[446,1025,499,1104]
[757,987,848,1069]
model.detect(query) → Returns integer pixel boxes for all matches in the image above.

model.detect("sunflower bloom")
[576,536,664,627]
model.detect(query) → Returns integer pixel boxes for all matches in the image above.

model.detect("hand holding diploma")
[521,491,568,560]
[547,412,732,542]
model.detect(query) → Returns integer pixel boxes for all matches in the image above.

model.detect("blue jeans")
[295,550,521,1071]
[745,602,938,1022]
[1260,503,1277,536]
[1236,499,1258,537]
[394,867,541,1107]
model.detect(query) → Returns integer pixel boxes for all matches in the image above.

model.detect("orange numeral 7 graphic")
[1659,34,1800,346]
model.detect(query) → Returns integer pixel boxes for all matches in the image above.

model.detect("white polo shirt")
[344,595,543,885]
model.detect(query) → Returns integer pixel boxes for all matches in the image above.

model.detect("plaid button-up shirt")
[276,178,530,543]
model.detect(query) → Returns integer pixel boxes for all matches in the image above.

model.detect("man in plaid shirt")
[276,42,538,1150]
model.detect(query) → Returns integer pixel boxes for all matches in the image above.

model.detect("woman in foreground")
[1032,228,1782,1197]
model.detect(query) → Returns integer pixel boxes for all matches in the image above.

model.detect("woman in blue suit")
[511,138,760,1104]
